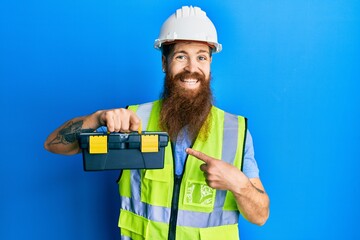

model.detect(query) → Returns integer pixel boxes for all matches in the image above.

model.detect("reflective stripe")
[121,196,238,228]
[130,169,141,213]
[136,102,153,131]
[222,112,239,165]
[214,112,239,209]
[177,209,238,227]
[120,236,132,240]
[121,196,171,223]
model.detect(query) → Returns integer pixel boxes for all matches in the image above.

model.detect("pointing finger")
[186,148,213,164]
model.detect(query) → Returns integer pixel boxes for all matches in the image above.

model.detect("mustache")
[172,71,206,83]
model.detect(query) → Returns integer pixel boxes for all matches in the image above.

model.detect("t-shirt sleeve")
[242,129,260,178]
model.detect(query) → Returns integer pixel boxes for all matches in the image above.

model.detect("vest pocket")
[183,180,216,210]
[143,164,171,182]
[119,210,148,240]
[199,224,239,240]
[141,164,172,206]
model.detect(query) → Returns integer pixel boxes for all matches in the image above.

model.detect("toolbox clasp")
[141,135,159,152]
[89,135,108,154]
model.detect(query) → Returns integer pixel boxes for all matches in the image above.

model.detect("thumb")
[129,111,141,131]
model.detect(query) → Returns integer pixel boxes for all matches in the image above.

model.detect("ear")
[162,55,166,72]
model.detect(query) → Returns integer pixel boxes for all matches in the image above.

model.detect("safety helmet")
[154,6,222,53]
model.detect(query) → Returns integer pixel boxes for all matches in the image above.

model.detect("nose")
[184,57,198,73]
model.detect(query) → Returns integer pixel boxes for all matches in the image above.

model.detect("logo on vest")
[184,180,215,207]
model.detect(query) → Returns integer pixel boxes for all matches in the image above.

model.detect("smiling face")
[162,41,212,93]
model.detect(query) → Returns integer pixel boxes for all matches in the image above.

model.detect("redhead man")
[45,6,269,240]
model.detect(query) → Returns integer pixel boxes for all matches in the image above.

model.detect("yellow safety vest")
[118,100,247,240]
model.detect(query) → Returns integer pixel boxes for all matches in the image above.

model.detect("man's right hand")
[44,108,141,155]
[97,108,141,133]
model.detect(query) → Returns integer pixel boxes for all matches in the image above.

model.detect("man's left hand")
[186,148,249,192]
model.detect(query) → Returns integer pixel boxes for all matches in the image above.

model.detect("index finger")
[186,148,213,164]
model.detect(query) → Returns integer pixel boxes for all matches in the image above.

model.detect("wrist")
[232,174,252,196]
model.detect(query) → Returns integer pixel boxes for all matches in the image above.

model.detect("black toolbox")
[78,132,169,171]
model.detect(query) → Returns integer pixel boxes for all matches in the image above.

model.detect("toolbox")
[78,132,169,171]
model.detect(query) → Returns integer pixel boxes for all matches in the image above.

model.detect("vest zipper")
[168,174,182,240]
[168,141,186,240]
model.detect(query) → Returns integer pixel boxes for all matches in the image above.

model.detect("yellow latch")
[89,135,108,154]
[141,135,159,152]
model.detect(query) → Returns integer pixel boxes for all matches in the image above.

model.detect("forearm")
[44,111,102,155]
[233,178,270,226]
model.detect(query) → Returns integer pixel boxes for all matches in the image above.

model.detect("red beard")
[160,71,213,142]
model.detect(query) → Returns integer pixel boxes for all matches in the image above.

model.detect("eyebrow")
[173,49,210,55]
[197,49,210,55]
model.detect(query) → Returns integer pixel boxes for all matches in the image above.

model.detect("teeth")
[182,79,198,85]
[185,81,197,85]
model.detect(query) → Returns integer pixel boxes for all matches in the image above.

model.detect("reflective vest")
[118,100,247,240]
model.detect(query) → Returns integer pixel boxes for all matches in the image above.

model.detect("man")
[44,6,269,240]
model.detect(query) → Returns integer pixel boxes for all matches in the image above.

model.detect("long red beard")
[160,71,213,142]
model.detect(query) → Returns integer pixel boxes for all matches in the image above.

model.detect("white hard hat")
[154,6,222,53]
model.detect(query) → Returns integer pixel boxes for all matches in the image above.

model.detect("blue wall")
[1,1,359,239]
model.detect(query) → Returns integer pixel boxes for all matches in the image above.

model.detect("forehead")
[172,41,211,54]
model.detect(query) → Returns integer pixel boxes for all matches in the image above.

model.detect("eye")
[198,55,208,61]
[175,55,187,61]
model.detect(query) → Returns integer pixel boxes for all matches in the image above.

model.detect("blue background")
[1,1,359,239]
